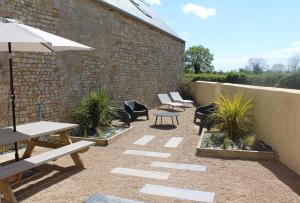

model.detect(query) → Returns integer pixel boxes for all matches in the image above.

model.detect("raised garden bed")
[49,126,133,146]
[196,130,278,161]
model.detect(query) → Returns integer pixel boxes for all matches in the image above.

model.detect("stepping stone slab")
[85,192,144,203]
[123,150,170,158]
[110,167,170,180]
[164,137,183,148]
[150,161,207,172]
[140,184,215,203]
[134,135,155,146]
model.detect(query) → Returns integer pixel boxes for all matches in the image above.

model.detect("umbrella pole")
[8,42,19,161]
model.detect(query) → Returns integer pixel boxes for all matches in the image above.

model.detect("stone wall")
[0,0,185,127]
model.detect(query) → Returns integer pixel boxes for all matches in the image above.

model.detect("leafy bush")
[223,136,234,149]
[187,73,226,82]
[278,70,300,89]
[225,71,248,84]
[74,90,116,133]
[178,76,191,98]
[246,72,285,87]
[211,93,254,142]
[242,134,257,150]
[185,71,300,89]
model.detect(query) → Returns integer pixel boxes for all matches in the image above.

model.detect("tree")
[185,45,214,74]
[271,63,286,72]
[239,68,252,74]
[246,57,268,74]
[287,55,300,71]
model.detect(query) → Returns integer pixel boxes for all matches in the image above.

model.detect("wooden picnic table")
[0,121,83,165]
[0,121,77,144]
[0,121,95,203]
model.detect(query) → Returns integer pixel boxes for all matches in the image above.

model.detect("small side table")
[153,112,180,126]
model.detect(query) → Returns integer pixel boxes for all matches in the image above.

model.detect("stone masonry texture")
[0,0,185,127]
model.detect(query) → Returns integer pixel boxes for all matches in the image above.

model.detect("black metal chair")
[194,103,216,135]
[124,100,149,121]
[115,108,131,126]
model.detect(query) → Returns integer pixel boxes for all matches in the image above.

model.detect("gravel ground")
[8,107,300,203]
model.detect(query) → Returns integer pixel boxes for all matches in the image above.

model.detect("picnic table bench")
[0,121,95,203]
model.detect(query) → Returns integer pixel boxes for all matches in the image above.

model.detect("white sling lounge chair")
[170,92,194,106]
[158,94,185,110]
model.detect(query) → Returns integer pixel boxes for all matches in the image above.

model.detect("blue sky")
[145,0,300,71]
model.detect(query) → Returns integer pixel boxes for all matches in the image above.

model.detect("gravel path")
[10,107,300,203]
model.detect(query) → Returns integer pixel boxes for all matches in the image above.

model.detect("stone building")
[0,0,185,127]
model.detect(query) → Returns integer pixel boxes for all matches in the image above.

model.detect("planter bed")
[196,130,278,161]
[49,126,133,146]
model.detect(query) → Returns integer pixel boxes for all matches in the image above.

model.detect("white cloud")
[144,0,161,6]
[182,3,216,19]
[213,41,300,71]
[291,41,300,47]
[262,41,300,63]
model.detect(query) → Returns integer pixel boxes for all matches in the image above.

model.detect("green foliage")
[211,94,254,142]
[202,131,224,148]
[177,76,191,98]
[74,90,116,132]
[225,71,248,84]
[271,63,286,72]
[278,70,300,89]
[185,71,300,90]
[246,72,282,87]
[208,132,224,147]
[223,137,234,149]
[203,131,259,150]
[242,134,257,150]
[185,45,214,74]
[239,68,252,74]
[184,68,195,74]
[187,73,226,82]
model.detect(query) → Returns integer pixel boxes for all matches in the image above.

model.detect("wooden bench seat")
[0,140,95,202]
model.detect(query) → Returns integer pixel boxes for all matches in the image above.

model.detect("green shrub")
[186,70,300,90]
[74,90,116,133]
[246,72,285,87]
[178,76,190,98]
[211,93,254,142]
[225,71,248,84]
[223,136,234,149]
[242,134,257,150]
[278,70,300,89]
[187,73,226,82]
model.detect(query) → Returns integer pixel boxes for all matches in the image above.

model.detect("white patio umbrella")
[0,17,94,160]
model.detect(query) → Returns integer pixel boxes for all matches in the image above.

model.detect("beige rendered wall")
[191,81,300,175]
[189,81,221,105]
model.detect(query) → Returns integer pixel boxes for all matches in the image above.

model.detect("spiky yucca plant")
[74,90,116,132]
[211,93,254,143]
